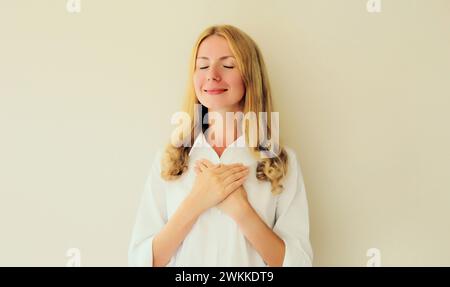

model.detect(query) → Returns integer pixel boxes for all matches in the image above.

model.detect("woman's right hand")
[187,159,249,215]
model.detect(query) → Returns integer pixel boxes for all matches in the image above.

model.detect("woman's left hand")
[194,159,251,221]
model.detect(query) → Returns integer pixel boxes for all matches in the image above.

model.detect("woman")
[128,25,313,267]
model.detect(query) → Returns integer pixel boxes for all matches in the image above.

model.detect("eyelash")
[199,66,234,70]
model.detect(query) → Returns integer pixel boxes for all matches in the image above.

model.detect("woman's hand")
[188,159,249,216]
[217,185,251,221]
[194,159,251,221]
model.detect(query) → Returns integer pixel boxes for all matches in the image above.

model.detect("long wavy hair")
[161,24,288,195]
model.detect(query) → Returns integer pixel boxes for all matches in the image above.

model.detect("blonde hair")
[161,24,289,195]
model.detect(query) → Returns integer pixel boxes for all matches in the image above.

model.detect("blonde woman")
[128,25,313,267]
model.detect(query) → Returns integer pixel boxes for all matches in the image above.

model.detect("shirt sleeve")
[128,149,174,267]
[272,147,314,267]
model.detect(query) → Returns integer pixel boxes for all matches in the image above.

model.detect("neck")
[205,108,243,149]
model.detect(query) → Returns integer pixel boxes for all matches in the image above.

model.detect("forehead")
[197,35,234,59]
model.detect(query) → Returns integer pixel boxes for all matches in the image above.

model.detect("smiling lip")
[204,89,228,95]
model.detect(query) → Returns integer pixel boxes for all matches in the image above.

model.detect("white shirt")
[128,132,313,267]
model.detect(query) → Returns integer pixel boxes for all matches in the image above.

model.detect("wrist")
[232,200,253,224]
[183,193,205,219]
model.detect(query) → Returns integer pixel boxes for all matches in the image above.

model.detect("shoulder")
[142,147,169,190]
[281,145,305,186]
[144,147,165,178]
[282,146,299,170]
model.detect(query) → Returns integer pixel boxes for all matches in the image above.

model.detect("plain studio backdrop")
[1,0,449,266]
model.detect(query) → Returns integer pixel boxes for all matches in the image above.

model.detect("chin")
[203,103,227,111]
[198,98,226,110]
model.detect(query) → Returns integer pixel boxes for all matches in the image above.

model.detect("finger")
[223,169,249,186]
[199,159,215,168]
[196,160,209,172]
[215,162,244,174]
[220,165,248,180]
[224,175,248,196]
[194,166,201,175]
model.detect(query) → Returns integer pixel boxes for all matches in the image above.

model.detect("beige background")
[1,0,449,266]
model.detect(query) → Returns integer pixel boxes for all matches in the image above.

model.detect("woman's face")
[193,35,245,112]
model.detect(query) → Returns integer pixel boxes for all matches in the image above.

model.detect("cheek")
[227,73,245,99]
[193,73,201,89]
[193,73,210,106]
[193,73,205,94]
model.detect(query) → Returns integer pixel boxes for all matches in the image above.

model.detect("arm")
[271,148,313,266]
[225,148,313,267]
[194,160,286,266]
[152,196,202,266]
[128,151,201,267]
[153,162,249,266]
[233,202,286,267]
[130,156,247,267]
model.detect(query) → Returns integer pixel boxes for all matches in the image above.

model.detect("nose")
[207,65,221,82]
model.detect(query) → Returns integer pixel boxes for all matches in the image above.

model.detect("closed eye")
[198,66,234,70]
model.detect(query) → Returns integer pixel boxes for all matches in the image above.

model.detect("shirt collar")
[188,131,246,156]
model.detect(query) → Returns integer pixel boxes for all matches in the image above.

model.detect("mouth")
[204,89,228,95]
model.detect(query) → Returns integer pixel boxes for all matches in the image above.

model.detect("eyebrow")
[196,56,235,60]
